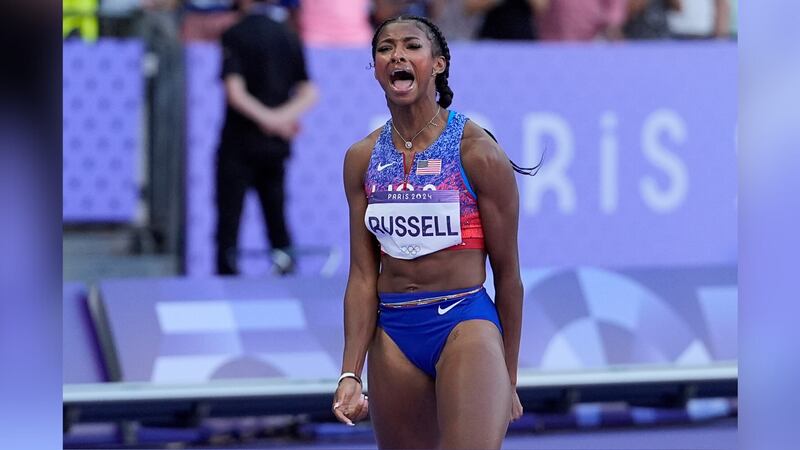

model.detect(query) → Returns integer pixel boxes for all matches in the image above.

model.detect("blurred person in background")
[624,0,681,39]
[180,0,239,42]
[667,0,731,39]
[63,0,99,40]
[215,0,318,275]
[333,15,537,449]
[275,0,301,32]
[298,0,372,46]
[133,0,186,255]
[371,0,443,27]
[434,0,481,41]
[728,0,736,39]
[467,0,548,40]
[181,0,299,43]
[536,0,628,41]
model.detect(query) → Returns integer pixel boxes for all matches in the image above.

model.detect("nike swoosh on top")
[438,298,466,315]
[377,162,395,171]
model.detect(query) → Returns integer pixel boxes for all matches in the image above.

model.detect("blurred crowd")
[65,0,738,45]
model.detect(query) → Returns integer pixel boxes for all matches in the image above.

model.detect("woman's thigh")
[434,319,511,450]
[368,327,439,450]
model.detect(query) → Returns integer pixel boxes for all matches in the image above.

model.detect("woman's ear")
[433,56,446,76]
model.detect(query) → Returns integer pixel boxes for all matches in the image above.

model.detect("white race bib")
[365,190,462,260]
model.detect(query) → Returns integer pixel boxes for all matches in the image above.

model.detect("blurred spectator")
[96,0,146,36]
[433,0,479,41]
[298,0,372,46]
[371,0,443,25]
[216,0,318,275]
[180,0,239,42]
[135,1,182,53]
[467,0,547,40]
[275,0,302,32]
[133,0,186,255]
[537,0,628,41]
[63,0,99,41]
[667,0,731,39]
[624,0,681,40]
[99,0,141,16]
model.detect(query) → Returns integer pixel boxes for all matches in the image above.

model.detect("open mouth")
[390,68,415,92]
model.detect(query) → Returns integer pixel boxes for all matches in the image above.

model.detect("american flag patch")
[416,159,442,175]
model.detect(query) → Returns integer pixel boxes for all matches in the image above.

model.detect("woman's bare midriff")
[376,248,487,293]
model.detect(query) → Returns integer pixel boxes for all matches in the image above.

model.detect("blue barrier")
[62,282,107,384]
[82,266,735,385]
[64,268,736,430]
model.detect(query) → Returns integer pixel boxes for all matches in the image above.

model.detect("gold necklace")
[392,106,441,150]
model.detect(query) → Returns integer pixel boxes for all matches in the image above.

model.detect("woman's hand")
[332,378,369,426]
[510,386,523,422]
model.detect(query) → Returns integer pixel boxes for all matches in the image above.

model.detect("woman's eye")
[408,43,422,49]
[377,46,391,53]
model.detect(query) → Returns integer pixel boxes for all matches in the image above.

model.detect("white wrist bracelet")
[337,372,362,385]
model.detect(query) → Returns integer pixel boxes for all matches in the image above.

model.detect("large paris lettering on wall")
[522,109,689,215]
[185,42,736,275]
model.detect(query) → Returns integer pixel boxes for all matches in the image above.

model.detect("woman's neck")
[388,101,444,150]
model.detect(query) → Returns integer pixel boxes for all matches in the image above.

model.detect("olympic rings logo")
[400,245,421,256]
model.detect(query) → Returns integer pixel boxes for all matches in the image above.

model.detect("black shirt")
[219,13,309,156]
[477,0,537,40]
[623,0,671,39]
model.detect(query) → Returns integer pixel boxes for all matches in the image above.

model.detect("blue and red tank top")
[363,110,484,260]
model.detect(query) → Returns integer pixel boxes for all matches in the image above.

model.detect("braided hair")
[371,16,541,176]
[371,15,453,108]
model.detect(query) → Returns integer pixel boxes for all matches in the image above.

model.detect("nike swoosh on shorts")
[438,298,466,315]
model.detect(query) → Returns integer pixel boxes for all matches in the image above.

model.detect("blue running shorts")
[377,285,503,377]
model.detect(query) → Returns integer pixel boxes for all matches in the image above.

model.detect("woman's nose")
[390,50,407,63]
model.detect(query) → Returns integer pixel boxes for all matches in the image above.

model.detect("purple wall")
[63,40,142,223]
[185,42,737,276]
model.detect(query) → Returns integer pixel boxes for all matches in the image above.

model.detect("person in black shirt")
[467,0,547,40]
[215,0,318,275]
[624,0,681,39]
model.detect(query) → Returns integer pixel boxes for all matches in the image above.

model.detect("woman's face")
[373,21,446,107]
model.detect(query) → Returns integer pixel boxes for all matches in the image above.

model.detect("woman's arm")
[461,123,524,386]
[333,137,381,425]
[340,140,381,377]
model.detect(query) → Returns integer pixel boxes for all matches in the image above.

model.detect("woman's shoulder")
[348,126,383,155]
[460,119,506,163]
[461,119,493,144]
[344,127,383,171]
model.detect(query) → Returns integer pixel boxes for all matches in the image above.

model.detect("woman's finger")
[332,402,354,426]
[349,394,368,422]
[513,404,523,421]
[354,396,369,421]
[509,390,523,422]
